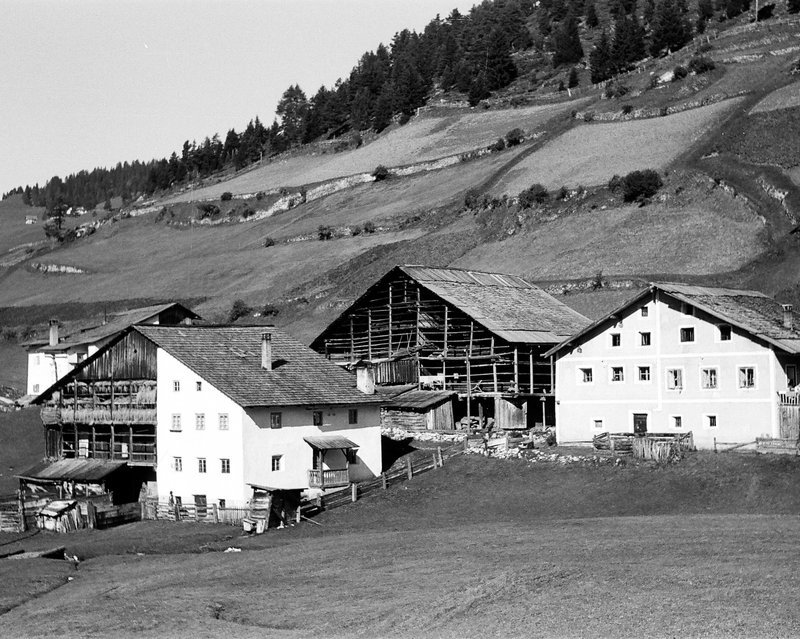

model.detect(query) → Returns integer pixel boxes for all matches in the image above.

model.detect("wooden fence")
[594,432,694,456]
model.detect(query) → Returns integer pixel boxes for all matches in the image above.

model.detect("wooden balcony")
[779,391,800,406]
[307,469,350,488]
[41,406,157,425]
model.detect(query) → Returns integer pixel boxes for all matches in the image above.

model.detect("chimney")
[356,363,376,395]
[783,304,794,330]
[48,319,59,347]
[261,332,272,370]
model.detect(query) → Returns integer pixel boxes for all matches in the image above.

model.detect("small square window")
[667,369,683,390]
[611,333,621,347]
[171,414,182,431]
[672,415,682,428]
[348,409,359,424]
[680,327,695,342]
[611,367,624,382]
[312,410,323,426]
[701,368,718,389]
[270,412,282,429]
[173,380,180,392]
[641,306,649,317]
[220,458,231,474]
[739,367,755,388]
[719,325,731,341]
[173,456,182,472]
[195,413,205,430]
[707,415,717,428]
[580,368,593,383]
[196,381,202,391]
[271,455,282,471]
[638,366,651,381]
[32,384,39,394]
[218,413,229,430]
[593,419,604,430]
[198,458,207,473]
[218,499,226,509]
[640,332,651,346]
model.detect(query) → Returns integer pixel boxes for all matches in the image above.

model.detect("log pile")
[592,432,634,453]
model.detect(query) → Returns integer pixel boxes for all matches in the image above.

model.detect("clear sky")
[0,0,478,195]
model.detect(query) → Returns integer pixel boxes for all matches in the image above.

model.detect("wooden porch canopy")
[303,435,359,451]
[304,436,358,489]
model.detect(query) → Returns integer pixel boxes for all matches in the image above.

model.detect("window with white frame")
[580,368,593,383]
[220,458,231,474]
[593,419,604,430]
[611,367,624,382]
[638,366,651,382]
[271,455,282,471]
[666,368,683,390]
[738,367,756,388]
[706,415,717,428]
[218,499,226,509]
[270,412,282,429]
[641,306,649,317]
[173,380,180,392]
[312,411,323,426]
[349,409,359,424]
[680,327,695,342]
[171,414,182,431]
[611,333,621,347]
[218,413,229,430]
[718,325,732,341]
[195,413,205,430]
[173,457,182,471]
[701,368,718,389]
[672,415,682,428]
[198,458,207,473]
[640,332,651,346]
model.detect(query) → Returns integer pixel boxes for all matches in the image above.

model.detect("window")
[348,409,359,424]
[701,368,718,389]
[638,366,651,382]
[680,327,695,342]
[707,415,717,428]
[666,368,683,390]
[611,367,624,382]
[672,415,682,428]
[640,332,651,346]
[173,380,180,392]
[593,419,604,430]
[220,458,231,474]
[171,414,182,431]
[641,306,649,317]
[270,412,282,429]
[196,381,202,391]
[611,333,621,347]
[173,457,182,472]
[218,413,229,430]
[580,368,593,383]
[719,325,732,341]
[739,367,756,388]
[32,384,39,394]
[312,410,323,426]
[787,365,797,388]
[680,302,694,316]
[198,458,207,473]
[195,413,205,430]
[271,455,282,471]
[218,499,226,509]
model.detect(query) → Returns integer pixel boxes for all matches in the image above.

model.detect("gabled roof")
[544,282,800,357]
[17,459,128,482]
[30,302,199,352]
[135,325,380,407]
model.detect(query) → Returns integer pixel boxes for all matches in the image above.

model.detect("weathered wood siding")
[382,408,427,431]
[76,331,157,381]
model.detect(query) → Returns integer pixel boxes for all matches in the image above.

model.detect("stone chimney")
[261,332,272,370]
[48,319,59,347]
[783,304,794,330]
[356,363,376,395]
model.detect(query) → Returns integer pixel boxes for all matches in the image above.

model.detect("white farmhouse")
[33,325,383,510]
[545,283,800,449]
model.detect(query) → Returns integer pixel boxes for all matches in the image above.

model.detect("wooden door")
[194,494,207,518]
[633,413,648,435]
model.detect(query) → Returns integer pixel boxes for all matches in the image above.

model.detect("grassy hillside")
[0,408,44,494]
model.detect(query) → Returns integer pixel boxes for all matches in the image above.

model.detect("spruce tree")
[589,30,614,83]
[552,12,584,66]
[585,0,600,27]
[568,67,580,87]
[650,0,691,56]
[486,28,518,90]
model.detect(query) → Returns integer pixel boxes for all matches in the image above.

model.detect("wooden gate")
[779,393,800,439]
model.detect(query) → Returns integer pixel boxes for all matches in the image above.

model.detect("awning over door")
[303,435,359,450]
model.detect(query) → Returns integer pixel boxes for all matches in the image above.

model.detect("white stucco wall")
[554,292,793,449]
[27,351,83,395]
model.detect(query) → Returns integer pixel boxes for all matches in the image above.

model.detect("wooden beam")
[367,309,372,360]
[349,316,355,363]
[388,284,393,357]
[513,347,519,394]
[492,337,498,393]
[529,350,534,394]
[443,305,449,355]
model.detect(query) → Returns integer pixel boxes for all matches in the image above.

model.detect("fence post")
[140,501,145,522]
[381,473,387,490]
[406,457,413,480]
[18,491,26,533]
[714,437,717,453]
[351,483,358,503]
[431,452,438,469]
[437,446,444,467]
[212,503,219,524]
[610,436,615,453]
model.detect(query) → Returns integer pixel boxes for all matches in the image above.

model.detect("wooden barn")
[381,388,457,431]
[311,266,591,430]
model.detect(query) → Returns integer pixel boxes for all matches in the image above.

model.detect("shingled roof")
[545,282,800,357]
[135,325,380,407]
[399,266,590,344]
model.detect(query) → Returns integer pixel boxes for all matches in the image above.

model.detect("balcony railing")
[307,469,350,488]
[779,392,800,406]
[41,406,157,425]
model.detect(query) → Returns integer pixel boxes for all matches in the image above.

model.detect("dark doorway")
[633,413,648,435]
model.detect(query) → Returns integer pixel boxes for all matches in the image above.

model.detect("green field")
[2,452,800,637]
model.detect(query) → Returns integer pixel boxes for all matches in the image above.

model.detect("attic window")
[641,306,649,317]
[611,333,621,347]
[719,325,731,341]
[270,412,282,429]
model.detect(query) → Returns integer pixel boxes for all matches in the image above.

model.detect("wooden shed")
[381,389,456,431]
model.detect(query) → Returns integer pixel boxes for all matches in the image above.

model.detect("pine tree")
[612,13,646,72]
[276,85,309,146]
[552,12,584,66]
[789,0,800,13]
[585,0,600,27]
[650,0,691,56]
[485,28,518,90]
[568,67,580,87]
[589,30,614,83]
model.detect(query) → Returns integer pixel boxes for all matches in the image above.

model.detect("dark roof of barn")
[17,459,128,482]
[400,266,590,344]
[545,282,800,357]
[135,325,381,408]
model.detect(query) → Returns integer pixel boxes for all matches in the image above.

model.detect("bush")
[221,192,233,201]
[263,237,275,247]
[518,184,549,208]
[363,220,376,234]
[557,186,569,200]
[255,191,265,201]
[318,225,333,240]
[195,203,219,219]
[567,67,579,88]
[464,188,482,209]
[350,225,362,236]
[261,304,279,317]
[688,55,715,74]
[491,137,506,152]
[558,80,566,92]
[608,175,623,193]
[505,128,524,146]
[621,169,663,203]
[604,82,629,99]
[673,65,688,81]
[372,165,390,181]
[227,299,252,323]
[621,104,633,115]
[241,207,255,219]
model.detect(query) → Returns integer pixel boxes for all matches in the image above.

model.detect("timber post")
[437,446,443,467]
[381,472,387,490]
[406,457,412,480]
[351,483,358,503]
